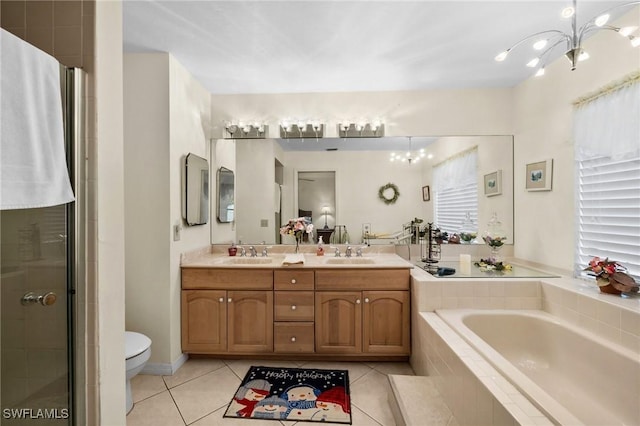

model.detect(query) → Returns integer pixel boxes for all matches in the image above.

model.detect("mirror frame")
[184,153,209,226]
[216,166,235,223]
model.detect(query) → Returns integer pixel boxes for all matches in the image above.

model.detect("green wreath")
[378,183,400,205]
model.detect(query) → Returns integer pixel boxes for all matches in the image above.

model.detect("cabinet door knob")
[291,336,296,342]
[227,298,232,303]
[356,299,361,304]
[291,305,297,310]
[364,298,370,303]
[291,279,296,284]
[219,297,224,303]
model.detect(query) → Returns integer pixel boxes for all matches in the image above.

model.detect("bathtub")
[436,309,639,426]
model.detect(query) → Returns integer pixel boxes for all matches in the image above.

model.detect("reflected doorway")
[297,171,336,243]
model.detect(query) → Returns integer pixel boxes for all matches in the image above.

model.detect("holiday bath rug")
[223,366,351,424]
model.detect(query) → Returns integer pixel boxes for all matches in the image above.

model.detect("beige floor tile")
[164,358,226,389]
[351,405,383,425]
[296,361,373,384]
[223,359,300,380]
[126,390,185,426]
[369,362,415,376]
[170,366,241,425]
[190,405,283,425]
[391,375,451,426]
[350,370,396,426]
[131,374,168,403]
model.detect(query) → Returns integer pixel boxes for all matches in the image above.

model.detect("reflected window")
[433,147,478,235]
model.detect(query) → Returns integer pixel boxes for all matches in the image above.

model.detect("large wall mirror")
[229,135,513,245]
[217,167,235,223]
[184,153,209,226]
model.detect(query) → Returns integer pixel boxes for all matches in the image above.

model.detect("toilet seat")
[125,331,151,359]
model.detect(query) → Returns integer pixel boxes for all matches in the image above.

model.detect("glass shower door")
[0,207,71,424]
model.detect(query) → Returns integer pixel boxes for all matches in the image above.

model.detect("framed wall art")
[483,170,502,197]
[422,185,430,201]
[526,159,553,191]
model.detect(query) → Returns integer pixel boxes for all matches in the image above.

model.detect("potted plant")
[584,257,639,295]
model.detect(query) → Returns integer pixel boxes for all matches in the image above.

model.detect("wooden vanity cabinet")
[273,270,315,354]
[181,269,273,354]
[315,269,410,355]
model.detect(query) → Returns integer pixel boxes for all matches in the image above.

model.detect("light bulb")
[420,152,426,158]
[561,6,575,18]
[619,26,637,37]
[495,51,509,62]
[427,154,433,159]
[297,121,306,131]
[631,36,640,48]
[595,14,609,27]
[533,39,547,50]
[535,67,545,77]
[405,152,410,157]
[578,51,589,61]
[341,123,350,132]
[526,57,540,68]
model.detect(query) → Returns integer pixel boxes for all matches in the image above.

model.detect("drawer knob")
[227,298,232,303]
[219,297,224,303]
[291,279,296,284]
[291,305,297,310]
[364,298,370,303]
[291,336,296,342]
[356,299,361,304]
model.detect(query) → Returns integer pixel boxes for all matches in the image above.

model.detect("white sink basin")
[324,257,376,265]
[223,257,275,265]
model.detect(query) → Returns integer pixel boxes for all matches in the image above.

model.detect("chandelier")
[390,137,431,165]
[495,0,640,77]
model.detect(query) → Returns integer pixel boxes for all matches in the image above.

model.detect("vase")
[599,283,622,295]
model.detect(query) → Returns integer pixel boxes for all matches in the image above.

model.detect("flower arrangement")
[474,258,512,271]
[584,257,639,294]
[482,235,506,248]
[460,232,477,243]
[280,217,314,246]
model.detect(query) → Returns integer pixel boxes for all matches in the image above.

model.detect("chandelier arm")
[579,0,640,35]
[504,29,567,52]
[538,38,570,68]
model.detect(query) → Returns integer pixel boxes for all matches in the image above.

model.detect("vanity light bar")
[224,123,268,139]
[337,123,385,138]
[279,123,324,139]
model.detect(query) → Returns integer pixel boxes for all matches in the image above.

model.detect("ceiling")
[122,1,635,95]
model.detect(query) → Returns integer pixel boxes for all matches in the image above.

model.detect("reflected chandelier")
[495,0,640,77]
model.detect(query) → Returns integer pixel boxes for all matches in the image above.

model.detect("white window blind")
[574,77,640,279]
[577,155,640,278]
[433,148,478,235]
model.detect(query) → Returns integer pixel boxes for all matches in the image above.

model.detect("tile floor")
[126,358,417,426]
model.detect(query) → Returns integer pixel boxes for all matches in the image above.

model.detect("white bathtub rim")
[436,309,638,426]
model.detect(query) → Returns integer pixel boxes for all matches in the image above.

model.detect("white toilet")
[125,331,152,414]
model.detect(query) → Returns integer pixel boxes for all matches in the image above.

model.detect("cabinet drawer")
[274,291,314,321]
[274,322,315,353]
[315,269,410,291]
[274,270,314,290]
[182,268,273,290]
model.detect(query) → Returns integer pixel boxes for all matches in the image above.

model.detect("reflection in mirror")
[230,136,513,245]
[184,153,209,226]
[217,167,235,223]
[297,171,336,243]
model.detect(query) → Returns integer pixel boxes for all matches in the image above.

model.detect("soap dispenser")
[228,242,238,257]
[316,236,325,256]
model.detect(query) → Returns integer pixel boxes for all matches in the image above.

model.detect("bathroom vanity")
[180,248,412,360]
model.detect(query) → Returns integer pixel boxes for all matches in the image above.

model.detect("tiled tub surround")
[410,267,640,425]
[438,309,639,425]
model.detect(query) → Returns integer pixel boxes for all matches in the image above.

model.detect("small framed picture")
[526,159,553,191]
[422,185,430,201]
[483,170,502,197]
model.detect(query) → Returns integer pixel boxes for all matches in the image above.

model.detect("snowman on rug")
[311,386,351,423]
[282,384,321,420]
[253,395,289,420]
[229,379,272,418]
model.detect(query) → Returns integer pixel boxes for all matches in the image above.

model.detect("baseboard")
[141,353,188,376]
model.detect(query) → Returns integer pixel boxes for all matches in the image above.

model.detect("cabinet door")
[315,291,362,354]
[181,290,227,352]
[227,290,274,353]
[362,291,410,354]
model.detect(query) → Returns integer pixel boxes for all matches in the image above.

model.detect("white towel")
[1,29,74,210]
[282,254,305,266]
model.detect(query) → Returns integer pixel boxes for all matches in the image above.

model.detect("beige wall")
[513,7,640,270]
[124,53,211,366]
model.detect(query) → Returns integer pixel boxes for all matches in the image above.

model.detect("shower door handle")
[21,292,57,306]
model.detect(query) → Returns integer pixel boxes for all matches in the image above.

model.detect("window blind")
[434,181,478,235]
[577,155,640,279]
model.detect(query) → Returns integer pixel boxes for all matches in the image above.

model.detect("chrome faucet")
[239,247,246,257]
[345,246,353,258]
[356,247,364,257]
[262,247,269,257]
[333,247,341,257]
[249,246,257,257]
